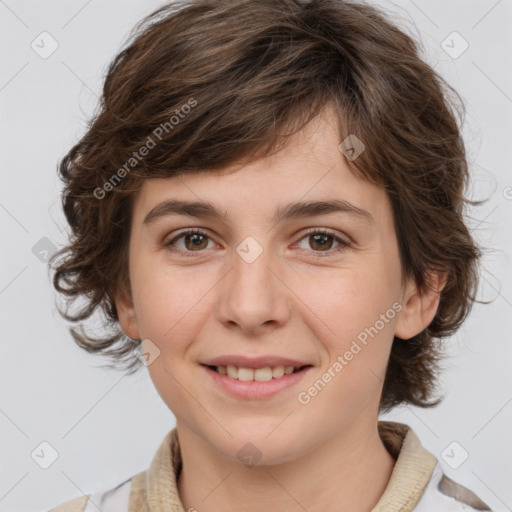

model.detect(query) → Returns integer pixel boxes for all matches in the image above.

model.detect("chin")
[207,421,306,467]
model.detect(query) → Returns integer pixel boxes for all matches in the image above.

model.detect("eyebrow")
[143,198,374,226]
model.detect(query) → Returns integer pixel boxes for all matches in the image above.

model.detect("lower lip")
[202,365,313,400]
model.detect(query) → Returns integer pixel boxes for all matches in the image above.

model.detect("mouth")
[201,363,314,399]
[204,364,312,381]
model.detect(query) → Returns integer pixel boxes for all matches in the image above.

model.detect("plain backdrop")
[0,0,511,511]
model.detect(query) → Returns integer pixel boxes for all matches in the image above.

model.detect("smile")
[208,364,308,381]
[201,364,313,399]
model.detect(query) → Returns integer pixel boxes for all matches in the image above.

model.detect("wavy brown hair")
[49,0,483,412]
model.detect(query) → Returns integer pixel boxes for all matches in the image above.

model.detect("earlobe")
[394,271,448,340]
[115,288,141,341]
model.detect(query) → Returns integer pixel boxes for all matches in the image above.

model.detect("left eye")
[296,229,350,254]
[164,229,350,256]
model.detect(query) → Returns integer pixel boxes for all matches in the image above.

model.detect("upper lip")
[201,355,311,369]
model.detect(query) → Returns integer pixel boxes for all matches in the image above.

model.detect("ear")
[115,284,141,341]
[394,270,448,340]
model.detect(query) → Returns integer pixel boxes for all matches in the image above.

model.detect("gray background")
[0,0,511,510]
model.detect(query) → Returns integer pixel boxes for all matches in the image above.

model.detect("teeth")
[238,367,255,381]
[255,367,273,381]
[226,365,238,379]
[217,364,303,381]
[272,366,285,378]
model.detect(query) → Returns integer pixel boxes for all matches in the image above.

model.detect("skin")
[116,105,446,512]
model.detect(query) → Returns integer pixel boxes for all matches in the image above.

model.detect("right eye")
[164,229,216,256]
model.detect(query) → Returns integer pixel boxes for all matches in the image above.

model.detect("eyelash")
[164,228,351,258]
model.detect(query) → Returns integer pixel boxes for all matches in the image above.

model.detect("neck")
[176,420,396,512]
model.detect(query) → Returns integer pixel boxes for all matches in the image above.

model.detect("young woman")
[48,1,491,510]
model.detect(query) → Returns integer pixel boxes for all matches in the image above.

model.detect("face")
[117,106,439,465]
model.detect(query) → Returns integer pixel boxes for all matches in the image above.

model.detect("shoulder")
[414,462,493,511]
[46,494,88,512]
[46,495,88,512]
[46,475,134,512]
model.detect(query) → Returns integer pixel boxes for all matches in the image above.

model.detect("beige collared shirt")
[48,421,492,512]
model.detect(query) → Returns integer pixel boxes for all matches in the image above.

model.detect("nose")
[215,241,291,335]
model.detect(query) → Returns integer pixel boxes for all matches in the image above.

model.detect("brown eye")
[308,233,335,251]
[182,232,209,251]
[296,229,350,256]
[165,229,214,254]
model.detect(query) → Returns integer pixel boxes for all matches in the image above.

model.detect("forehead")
[132,107,389,226]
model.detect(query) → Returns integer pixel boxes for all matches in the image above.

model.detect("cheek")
[130,262,204,353]
[297,274,397,415]
[298,261,400,341]
[290,255,400,395]
[134,267,210,415]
